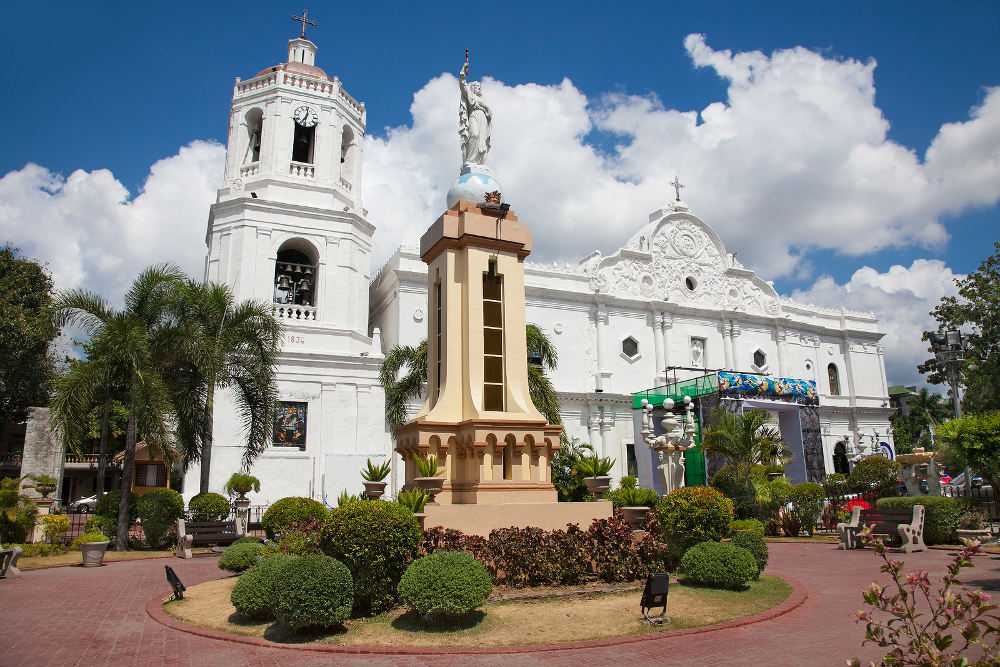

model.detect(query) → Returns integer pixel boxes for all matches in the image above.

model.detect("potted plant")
[224,473,260,531]
[396,488,430,529]
[955,508,991,543]
[578,455,615,499]
[75,532,111,567]
[413,455,445,503]
[360,459,391,499]
[29,474,58,499]
[616,486,654,530]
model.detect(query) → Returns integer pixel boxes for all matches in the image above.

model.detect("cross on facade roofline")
[670,175,684,202]
[291,9,317,39]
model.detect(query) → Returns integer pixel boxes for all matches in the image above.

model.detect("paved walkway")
[1,543,996,666]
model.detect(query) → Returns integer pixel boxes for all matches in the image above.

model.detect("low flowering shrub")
[40,514,71,543]
[422,516,671,588]
[849,529,1000,666]
[188,492,231,521]
[730,531,769,579]
[230,554,300,620]
[14,542,68,557]
[218,541,266,572]
[679,541,757,589]
[399,551,493,620]
[261,497,327,540]
[273,554,353,630]
[320,500,421,615]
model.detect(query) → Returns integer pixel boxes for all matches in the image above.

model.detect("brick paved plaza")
[1,543,996,666]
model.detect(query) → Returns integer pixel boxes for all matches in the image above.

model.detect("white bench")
[0,542,22,579]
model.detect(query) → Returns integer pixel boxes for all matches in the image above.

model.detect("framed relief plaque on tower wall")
[274,401,308,448]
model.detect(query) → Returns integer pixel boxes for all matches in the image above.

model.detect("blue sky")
[1,1,998,387]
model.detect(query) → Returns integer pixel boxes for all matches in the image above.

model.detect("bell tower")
[191,18,387,503]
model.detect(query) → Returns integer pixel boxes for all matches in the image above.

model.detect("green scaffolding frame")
[632,373,720,486]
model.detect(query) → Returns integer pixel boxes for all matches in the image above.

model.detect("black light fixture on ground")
[928,328,970,492]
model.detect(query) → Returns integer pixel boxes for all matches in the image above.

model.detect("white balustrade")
[274,304,318,321]
[289,162,315,178]
[340,177,352,191]
[240,162,259,178]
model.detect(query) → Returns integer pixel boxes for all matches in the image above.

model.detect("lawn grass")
[164,574,792,647]
[19,549,173,569]
[764,534,839,543]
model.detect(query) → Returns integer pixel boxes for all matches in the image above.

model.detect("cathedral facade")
[186,33,894,504]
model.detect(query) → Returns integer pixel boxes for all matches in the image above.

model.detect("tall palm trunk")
[199,381,215,494]
[96,396,110,495]
[116,412,137,551]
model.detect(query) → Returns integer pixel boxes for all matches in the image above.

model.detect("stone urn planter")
[621,506,650,530]
[363,481,387,500]
[34,484,57,499]
[414,477,445,504]
[81,540,110,567]
[232,496,251,533]
[584,476,612,499]
[956,529,992,543]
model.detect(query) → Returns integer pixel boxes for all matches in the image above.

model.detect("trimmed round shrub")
[218,541,266,572]
[272,554,353,630]
[232,536,261,546]
[136,488,185,547]
[730,518,765,536]
[790,482,826,536]
[680,541,757,589]
[655,486,733,565]
[848,456,901,496]
[261,497,327,539]
[875,496,970,545]
[320,499,421,615]
[189,492,231,521]
[95,490,139,523]
[730,531,769,578]
[230,554,299,619]
[398,551,493,620]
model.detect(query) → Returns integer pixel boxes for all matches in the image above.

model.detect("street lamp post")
[929,329,970,492]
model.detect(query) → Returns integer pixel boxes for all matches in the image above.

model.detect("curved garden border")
[146,573,808,655]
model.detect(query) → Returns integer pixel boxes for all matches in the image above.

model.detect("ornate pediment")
[591,211,781,317]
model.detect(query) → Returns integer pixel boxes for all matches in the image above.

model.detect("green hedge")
[320,500,421,615]
[680,541,757,589]
[875,497,970,545]
[273,554,353,630]
[230,554,299,619]
[136,488,185,547]
[730,531,769,579]
[95,490,139,522]
[655,486,733,566]
[261,497,328,539]
[218,541,266,572]
[189,492,231,521]
[398,551,493,620]
[730,518,765,536]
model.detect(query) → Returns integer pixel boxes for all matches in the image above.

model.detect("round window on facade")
[685,276,697,291]
[753,350,766,368]
[622,336,639,359]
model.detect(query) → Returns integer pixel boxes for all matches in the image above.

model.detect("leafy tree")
[918,241,1000,414]
[165,281,282,492]
[0,246,59,424]
[50,264,183,550]
[700,408,793,496]
[379,323,561,431]
[936,412,1000,493]
[890,388,953,456]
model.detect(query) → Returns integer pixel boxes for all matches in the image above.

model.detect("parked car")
[68,493,105,514]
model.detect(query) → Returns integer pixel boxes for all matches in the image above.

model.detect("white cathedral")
[182,32,895,505]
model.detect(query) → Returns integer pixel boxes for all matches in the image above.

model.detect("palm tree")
[167,281,282,493]
[700,408,793,495]
[908,388,953,447]
[51,264,184,550]
[379,324,561,431]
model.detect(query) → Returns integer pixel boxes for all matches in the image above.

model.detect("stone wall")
[19,407,63,501]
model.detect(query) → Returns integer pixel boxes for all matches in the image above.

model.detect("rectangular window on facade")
[274,401,308,448]
[434,281,442,401]
[483,262,505,411]
[626,444,638,478]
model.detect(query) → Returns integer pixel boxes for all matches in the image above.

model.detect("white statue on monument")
[447,49,503,209]
[459,49,492,166]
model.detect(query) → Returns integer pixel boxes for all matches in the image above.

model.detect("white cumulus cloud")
[791,260,964,386]
[0,140,225,304]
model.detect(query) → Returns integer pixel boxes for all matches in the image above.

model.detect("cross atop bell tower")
[291,9,317,38]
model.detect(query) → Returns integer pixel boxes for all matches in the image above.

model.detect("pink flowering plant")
[849,526,999,666]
